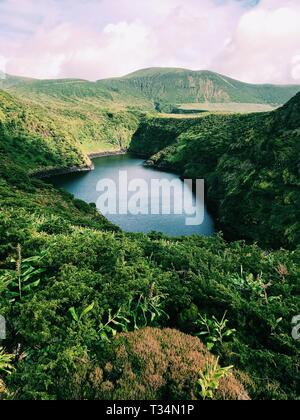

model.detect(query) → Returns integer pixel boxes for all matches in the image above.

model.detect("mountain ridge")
[2,68,300,106]
[99,67,300,105]
[118,67,300,87]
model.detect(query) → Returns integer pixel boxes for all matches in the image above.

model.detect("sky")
[0,0,300,84]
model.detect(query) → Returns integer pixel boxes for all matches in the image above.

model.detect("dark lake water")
[50,154,215,237]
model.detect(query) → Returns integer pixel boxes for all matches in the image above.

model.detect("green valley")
[130,93,300,249]
[0,68,299,401]
[1,67,300,159]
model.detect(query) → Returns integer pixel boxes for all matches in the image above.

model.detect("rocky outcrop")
[30,149,128,179]
[30,163,94,179]
[88,149,126,159]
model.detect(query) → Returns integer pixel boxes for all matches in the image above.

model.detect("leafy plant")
[99,307,130,342]
[68,302,95,323]
[128,283,169,330]
[0,274,10,295]
[0,347,14,375]
[231,266,272,303]
[98,284,168,342]
[1,245,45,302]
[195,312,236,351]
[197,358,233,400]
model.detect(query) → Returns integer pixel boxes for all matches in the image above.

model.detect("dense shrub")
[81,328,249,400]
[1,89,300,400]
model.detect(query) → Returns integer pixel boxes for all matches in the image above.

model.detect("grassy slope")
[100,67,300,105]
[0,89,89,172]
[130,94,300,250]
[1,77,150,154]
[1,67,300,158]
[0,151,299,400]
[0,73,299,400]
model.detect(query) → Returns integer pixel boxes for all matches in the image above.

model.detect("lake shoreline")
[31,149,127,179]
[50,154,215,237]
[141,157,224,239]
[30,164,94,179]
[88,149,127,159]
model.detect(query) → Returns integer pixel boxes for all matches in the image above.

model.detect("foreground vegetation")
[0,150,299,399]
[0,79,299,400]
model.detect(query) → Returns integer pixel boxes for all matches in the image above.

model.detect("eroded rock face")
[101,68,300,105]
[30,164,93,179]
[122,72,231,103]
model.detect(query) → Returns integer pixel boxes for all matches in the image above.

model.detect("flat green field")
[178,102,278,113]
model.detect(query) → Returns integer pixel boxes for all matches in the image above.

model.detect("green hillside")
[1,76,149,107]
[0,72,300,401]
[0,89,89,173]
[100,67,300,106]
[130,93,300,249]
[0,77,145,154]
[1,68,300,158]
[0,122,299,400]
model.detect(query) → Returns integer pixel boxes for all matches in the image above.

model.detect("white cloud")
[0,0,243,80]
[0,0,299,83]
[292,55,300,80]
[213,0,300,83]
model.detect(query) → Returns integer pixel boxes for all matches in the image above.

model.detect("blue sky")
[214,0,260,6]
[0,0,299,83]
